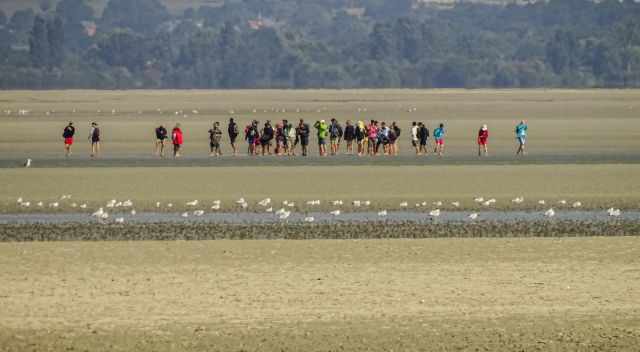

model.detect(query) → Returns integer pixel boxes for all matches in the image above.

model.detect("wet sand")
[1,238,639,351]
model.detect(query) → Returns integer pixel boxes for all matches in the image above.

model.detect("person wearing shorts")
[228,118,239,156]
[286,121,296,156]
[515,120,528,156]
[355,121,366,156]
[411,122,419,155]
[418,122,429,155]
[298,119,310,156]
[367,120,378,156]
[477,124,489,157]
[314,120,328,156]
[88,122,101,159]
[209,122,223,157]
[245,121,259,156]
[433,123,445,157]
[343,120,355,155]
[172,123,183,158]
[155,125,168,157]
[261,120,274,155]
[391,122,401,156]
[328,118,343,155]
[62,122,75,157]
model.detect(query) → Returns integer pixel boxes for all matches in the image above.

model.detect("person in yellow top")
[314,119,329,156]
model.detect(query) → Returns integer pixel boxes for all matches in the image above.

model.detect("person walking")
[228,118,239,156]
[356,121,366,156]
[260,120,274,155]
[209,122,223,157]
[343,120,356,155]
[172,123,183,158]
[286,121,297,156]
[433,123,445,157]
[478,124,489,157]
[329,118,343,155]
[88,122,101,159]
[245,120,259,156]
[62,121,75,157]
[314,119,329,156]
[155,124,168,157]
[515,120,528,156]
[391,122,401,155]
[297,119,310,156]
[367,120,378,156]
[418,122,429,155]
[411,121,419,155]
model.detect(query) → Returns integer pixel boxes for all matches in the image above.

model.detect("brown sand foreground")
[1,238,639,351]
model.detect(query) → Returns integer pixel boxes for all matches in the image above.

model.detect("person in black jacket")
[62,122,75,157]
[89,122,101,159]
[391,122,401,156]
[297,119,310,157]
[418,122,429,155]
[228,118,239,156]
[155,125,168,158]
[343,120,356,155]
[261,120,274,155]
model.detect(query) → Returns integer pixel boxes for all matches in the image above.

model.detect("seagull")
[352,200,361,207]
[304,216,315,223]
[544,208,555,217]
[71,203,77,208]
[512,197,524,204]
[37,201,43,207]
[240,202,249,209]
[482,199,496,206]
[181,212,189,218]
[167,203,173,208]
[211,204,221,210]
[451,201,460,208]
[275,208,287,216]
[558,200,567,205]
[429,209,441,217]
[332,200,344,206]
[130,209,136,216]
[607,208,621,217]
[415,203,421,208]
[258,198,271,207]
[186,200,199,206]
[106,199,116,208]
[115,217,124,224]
[79,204,87,209]
[278,210,291,220]
[572,201,582,208]
[17,197,23,203]
[330,210,341,216]
[193,210,205,216]
[474,197,484,203]
[49,202,59,208]
[468,213,479,220]
[265,207,273,213]
[400,202,408,208]
[24,159,32,168]
[538,200,546,205]
[378,210,388,217]
[286,202,295,208]
[122,200,133,207]
[433,201,443,207]
[156,202,161,208]
[21,202,31,207]
[92,208,104,217]
[421,201,428,207]
[236,198,246,204]
[115,201,123,208]
[363,201,371,206]
[100,212,109,220]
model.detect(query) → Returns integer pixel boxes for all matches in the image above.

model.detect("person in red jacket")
[172,123,184,158]
[478,124,489,157]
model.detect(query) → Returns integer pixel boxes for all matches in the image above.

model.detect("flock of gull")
[12,195,625,224]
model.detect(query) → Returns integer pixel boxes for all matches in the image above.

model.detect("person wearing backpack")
[391,122,401,156]
[154,124,168,158]
[261,120,274,155]
[285,121,297,156]
[62,121,75,157]
[433,123,445,157]
[343,120,356,155]
[245,121,259,156]
[88,122,101,159]
[209,122,223,157]
[329,118,343,156]
[418,122,429,155]
[314,119,329,156]
[228,118,239,156]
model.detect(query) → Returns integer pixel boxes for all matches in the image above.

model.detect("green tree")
[102,0,169,33]
[47,17,65,68]
[29,16,49,68]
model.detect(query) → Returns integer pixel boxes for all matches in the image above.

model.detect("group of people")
[61,119,529,158]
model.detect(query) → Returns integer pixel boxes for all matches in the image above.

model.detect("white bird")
[421,201,428,207]
[167,203,173,208]
[433,201,443,207]
[193,210,205,216]
[451,201,460,208]
[538,200,546,205]
[352,200,361,207]
[181,212,189,218]
[71,203,77,208]
[156,202,161,208]
[304,216,315,223]
[49,202,59,208]
[512,197,524,204]
[572,201,582,208]
[17,197,23,203]
[122,200,133,207]
[21,202,31,207]
[544,208,555,217]
[106,199,116,208]
[363,201,371,206]
[240,202,249,209]
[607,208,621,217]
[100,212,109,220]
[275,208,287,216]
[330,210,341,216]
[265,207,273,213]
[278,211,291,220]
[24,159,32,168]
[332,200,344,206]
[211,204,221,211]
[558,200,567,205]
[258,198,271,207]
[37,201,43,207]
[115,201,123,208]
[378,210,388,217]
[92,208,104,217]
[474,197,484,203]
[60,195,71,200]
[468,213,479,220]
[286,202,295,208]
[482,199,496,206]
[429,209,441,217]
[400,202,408,208]
[236,197,246,204]
[415,203,421,208]
[115,217,124,224]
[186,200,199,206]
[79,204,87,209]
[130,209,136,216]
[306,200,321,206]
[212,200,221,205]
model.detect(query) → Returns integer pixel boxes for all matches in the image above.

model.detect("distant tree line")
[0,0,639,89]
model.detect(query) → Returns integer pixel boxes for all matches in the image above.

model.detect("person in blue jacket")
[515,120,528,156]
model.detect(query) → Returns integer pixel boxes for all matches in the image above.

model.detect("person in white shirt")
[411,121,419,155]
